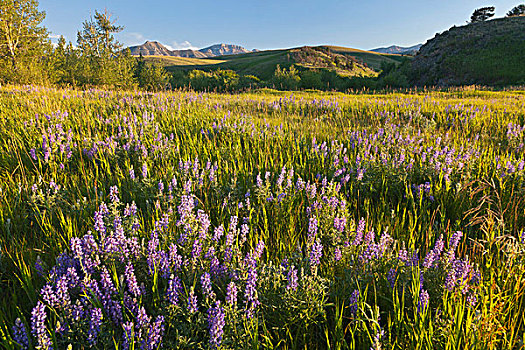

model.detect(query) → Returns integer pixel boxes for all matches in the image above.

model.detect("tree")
[0,0,49,81]
[76,9,135,87]
[506,4,525,17]
[469,6,495,23]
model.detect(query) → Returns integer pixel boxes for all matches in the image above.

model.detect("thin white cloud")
[49,34,61,39]
[120,32,147,46]
[165,41,199,51]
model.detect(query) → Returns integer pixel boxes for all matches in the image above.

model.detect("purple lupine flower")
[240,224,249,245]
[12,318,29,350]
[122,321,134,350]
[41,284,59,308]
[371,328,384,350]
[191,238,202,262]
[254,240,265,260]
[158,181,164,193]
[307,216,318,246]
[450,231,463,250]
[213,225,224,242]
[129,167,135,180]
[109,186,119,203]
[87,308,103,345]
[226,281,238,307]
[334,247,342,262]
[244,265,259,318]
[35,256,45,276]
[387,268,396,289]
[188,288,198,313]
[201,272,216,300]
[136,306,151,330]
[197,210,211,239]
[521,230,525,245]
[141,163,148,179]
[168,244,182,271]
[55,276,71,309]
[286,265,298,291]
[418,289,430,314]
[334,216,347,233]
[147,316,165,350]
[352,218,365,246]
[30,148,37,161]
[423,235,444,268]
[31,301,51,350]
[309,239,323,272]
[207,302,225,349]
[349,289,359,316]
[99,266,116,296]
[167,275,182,306]
[125,262,141,298]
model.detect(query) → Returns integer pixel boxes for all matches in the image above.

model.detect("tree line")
[0,2,169,90]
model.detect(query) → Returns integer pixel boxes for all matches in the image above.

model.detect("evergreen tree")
[506,4,525,17]
[469,6,496,23]
[76,9,134,87]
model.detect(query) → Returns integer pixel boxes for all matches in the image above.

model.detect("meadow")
[0,85,524,349]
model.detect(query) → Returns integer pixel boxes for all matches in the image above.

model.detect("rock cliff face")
[127,41,251,58]
[410,16,525,86]
[371,44,421,55]
[198,44,251,56]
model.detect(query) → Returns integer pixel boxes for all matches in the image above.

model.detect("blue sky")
[40,0,519,50]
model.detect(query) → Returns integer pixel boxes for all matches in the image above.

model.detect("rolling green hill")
[411,16,525,86]
[144,45,406,80]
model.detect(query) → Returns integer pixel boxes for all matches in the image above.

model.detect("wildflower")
[244,265,259,318]
[109,186,119,203]
[12,318,29,350]
[307,216,318,246]
[122,321,134,350]
[201,272,215,300]
[124,262,141,298]
[226,281,238,307]
[31,301,51,350]
[310,239,323,272]
[349,289,359,316]
[423,235,444,268]
[87,308,103,345]
[334,216,347,233]
[167,275,182,306]
[352,218,365,246]
[147,316,165,350]
[418,289,429,314]
[188,288,198,313]
[208,302,225,349]
[286,265,298,291]
[387,268,396,289]
[334,247,342,262]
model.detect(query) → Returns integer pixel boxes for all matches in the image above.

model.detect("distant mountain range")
[370,44,422,55]
[127,41,255,58]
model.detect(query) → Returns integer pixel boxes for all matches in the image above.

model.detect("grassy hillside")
[322,45,407,70]
[411,16,525,86]
[145,45,404,80]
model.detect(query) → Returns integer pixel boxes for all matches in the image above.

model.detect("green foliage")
[506,4,525,17]
[0,0,50,83]
[470,6,495,23]
[187,69,241,92]
[272,65,301,90]
[135,54,170,91]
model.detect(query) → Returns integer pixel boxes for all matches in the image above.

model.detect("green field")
[1,85,524,349]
